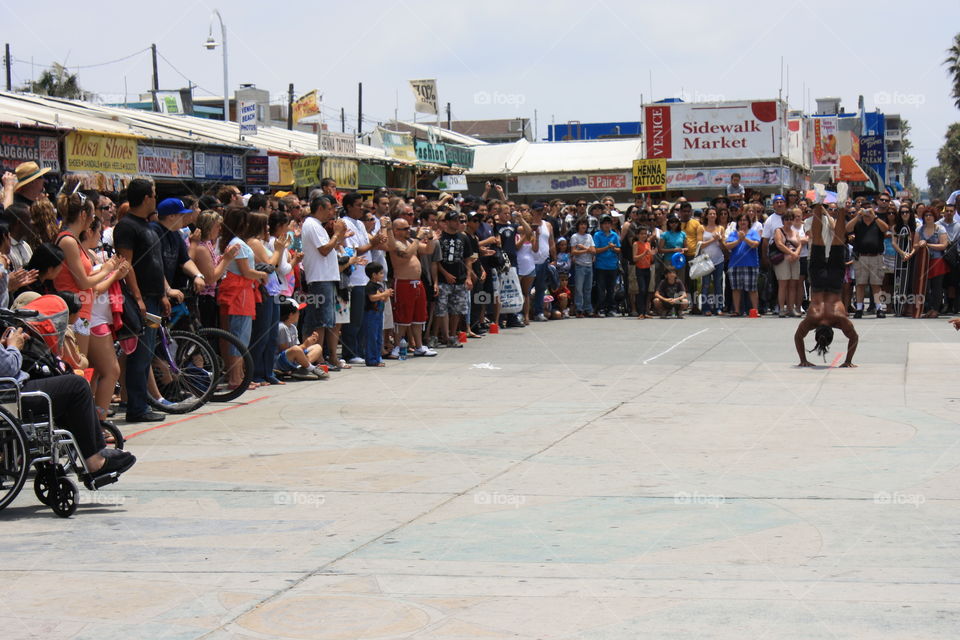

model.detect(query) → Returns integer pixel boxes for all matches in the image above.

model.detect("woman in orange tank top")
[54,176,124,355]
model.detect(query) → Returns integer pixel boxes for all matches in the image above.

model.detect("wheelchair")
[0,304,125,517]
[0,377,126,517]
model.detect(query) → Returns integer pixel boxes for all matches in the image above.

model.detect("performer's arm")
[838,318,859,368]
[794,318,815,367]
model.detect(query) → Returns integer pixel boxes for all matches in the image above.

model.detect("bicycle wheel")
[101,422,124,450]
[200,327,254,403]
[0,408,29,511]
[147,330,218,414]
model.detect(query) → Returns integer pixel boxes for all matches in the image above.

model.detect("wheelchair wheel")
[101,422,124,450]
[50,476,78,518]
[0,410,28,511]
[199,328,254,403]
[147,331,218,414]
[33,463,54,505]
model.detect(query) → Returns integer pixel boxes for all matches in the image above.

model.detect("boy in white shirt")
[276,300,328,380]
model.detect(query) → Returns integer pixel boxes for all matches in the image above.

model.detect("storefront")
[0,128,60,174]
[65,130,139,191]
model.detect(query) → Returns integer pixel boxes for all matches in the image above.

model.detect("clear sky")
[4,0,958,187]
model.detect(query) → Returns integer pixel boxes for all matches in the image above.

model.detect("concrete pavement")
[2,314,959,639]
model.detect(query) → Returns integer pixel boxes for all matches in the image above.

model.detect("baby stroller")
[0,296,123,517]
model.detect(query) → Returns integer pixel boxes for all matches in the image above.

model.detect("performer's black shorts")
[809,244,845,294]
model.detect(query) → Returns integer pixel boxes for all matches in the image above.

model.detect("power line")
[154,50,216,96]
[12,47,151,71]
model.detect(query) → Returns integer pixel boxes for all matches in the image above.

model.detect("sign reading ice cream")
[644,100,786,161]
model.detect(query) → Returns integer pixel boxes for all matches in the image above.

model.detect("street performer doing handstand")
[795,191,859,368]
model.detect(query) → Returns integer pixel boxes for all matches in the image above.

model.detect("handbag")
[688,242,715,279]
[115,281,143,340]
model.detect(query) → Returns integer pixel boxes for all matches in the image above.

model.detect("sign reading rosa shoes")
[66,132,137,173]
[644,100,786,161]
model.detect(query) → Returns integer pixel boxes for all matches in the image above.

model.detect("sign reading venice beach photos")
[645,100,786,161]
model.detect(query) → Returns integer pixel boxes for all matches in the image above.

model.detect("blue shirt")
[661,229,686,251]
[593,230,621,270]
[727,228,761,268]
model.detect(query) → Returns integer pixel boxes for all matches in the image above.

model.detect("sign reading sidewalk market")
[66,131,137,174]
[632,158,667,193]
[319,131,357,156]
[378,127,416,162]
[194,151,243,182]
[0,130,60,173]
[293,89,321,124]
[323,158,358,190]
[444,144,475,169]
[414,139,447,165]
[292,156,323,187]
[137,145,193,178]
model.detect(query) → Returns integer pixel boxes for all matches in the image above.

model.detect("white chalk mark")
[642,329,710,365]
[471,362,501,370]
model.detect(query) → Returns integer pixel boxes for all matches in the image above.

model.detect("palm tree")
[946,33,960,110]
[20,63,88,100]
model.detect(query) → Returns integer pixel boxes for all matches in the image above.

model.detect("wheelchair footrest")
[83,472,120,491]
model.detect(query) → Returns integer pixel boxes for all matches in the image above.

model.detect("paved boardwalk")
[2,316,959,639]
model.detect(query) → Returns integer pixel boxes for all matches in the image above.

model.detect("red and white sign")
[645,100,785,161]
[587,174,627,190]
[517,172,631,194]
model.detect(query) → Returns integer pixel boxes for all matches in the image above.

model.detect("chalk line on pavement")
[642,328,710,365]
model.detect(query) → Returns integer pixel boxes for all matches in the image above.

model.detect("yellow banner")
[66,132,138,174]
[270,157,294,187]
[632,158,667,193]
[292,156,322,187]
[293,89,320,124]
[323,158,359,190]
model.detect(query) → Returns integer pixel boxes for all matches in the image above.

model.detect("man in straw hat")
[13,161,50,207]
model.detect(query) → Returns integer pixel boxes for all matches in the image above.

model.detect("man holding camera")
[385,214,437,357]
[846,205,888,318]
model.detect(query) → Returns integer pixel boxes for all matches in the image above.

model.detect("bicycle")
[145,315,219,414]
[169,296,254,403]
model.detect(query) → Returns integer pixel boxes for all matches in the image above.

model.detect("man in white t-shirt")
[301,195,347,370]
[340,192,382,364]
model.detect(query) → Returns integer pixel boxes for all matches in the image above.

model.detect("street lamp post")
[204,9,229,122]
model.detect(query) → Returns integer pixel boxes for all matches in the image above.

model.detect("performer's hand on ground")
[840,361,857,368]
[950,318,960,331]
[798,360,814,368]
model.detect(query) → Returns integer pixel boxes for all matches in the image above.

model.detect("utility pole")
[4,44,11,91]
[341,107,345,133]
[357,82,363,135]
[151,44,159,92]
[287,83,294,130]
[446,102,451,130]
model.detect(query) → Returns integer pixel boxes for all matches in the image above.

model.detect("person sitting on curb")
[275,299,328,380]
[653,267,689,319]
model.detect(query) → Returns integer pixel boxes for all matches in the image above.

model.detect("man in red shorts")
[383,215,437,356]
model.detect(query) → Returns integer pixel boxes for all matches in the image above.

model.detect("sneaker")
[604,311,615,318]
[157,397,175,407]
[414,346,438,357]
[347,357,365,365]
[390,346,400,358]
[291,368,318,380]
[446,339,463,349]
[427,336,440,349]
[534,314,548,322]
[876,309,886,319]
[854,309,863,319]
[125,411,166,423]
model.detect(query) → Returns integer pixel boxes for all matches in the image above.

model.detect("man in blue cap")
[152,197,210,303]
